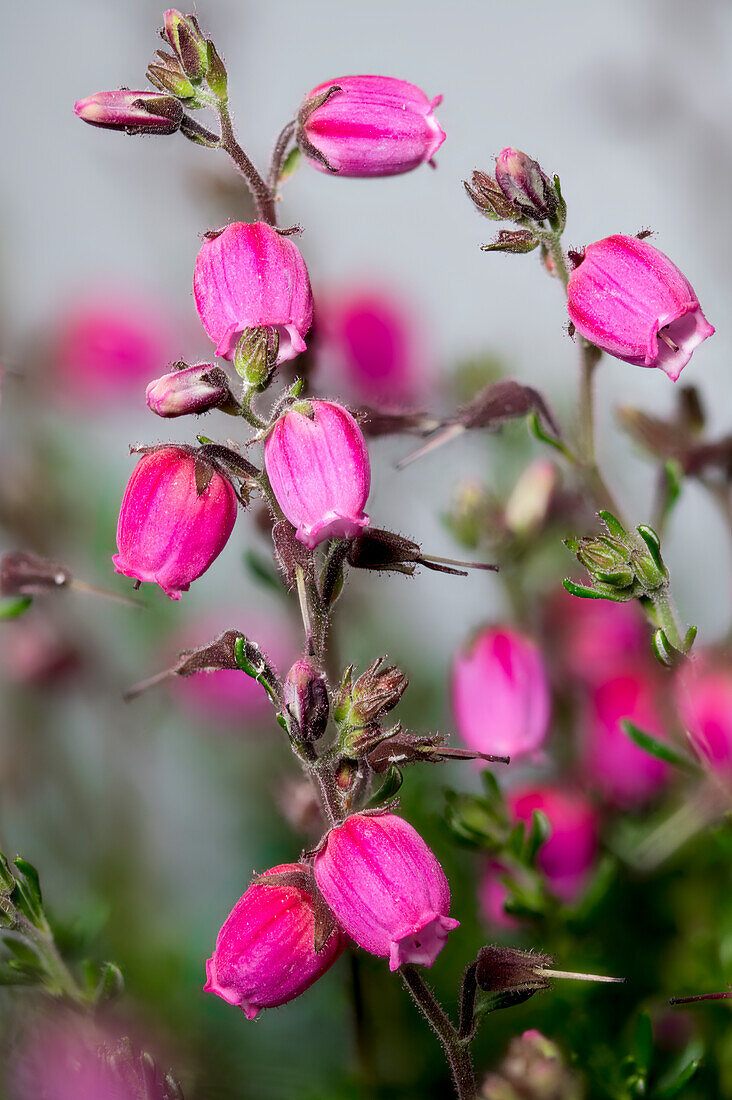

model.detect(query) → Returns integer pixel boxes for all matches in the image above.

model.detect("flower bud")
[495,148,558,222]
[162,10,208,82]
[145,362,232,417]
[264,400,371,548]
[204,863,346,1017]
[284,658,329,741]
[298,75,445,177]
[113,446,237,599]
[582,668,670,806]
[482,1029,582,1100]
[452,627,550,760]
[73,90,183,134]
[567,235,714,381]
[676,658,732,777]
[194,222,313,362]
[504,460,558,538]
[233,327,279,390]
[334,658,408,732]
[314,813,459,970]
[464,170,515,221]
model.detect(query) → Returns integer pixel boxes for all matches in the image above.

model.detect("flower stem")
[400,965,477,1100]
[268,120,297,191]
[216,104,277,226]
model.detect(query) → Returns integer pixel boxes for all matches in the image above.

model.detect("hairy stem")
[400,966,477,1100]
[216,104,277,225]
[268,120,297,191]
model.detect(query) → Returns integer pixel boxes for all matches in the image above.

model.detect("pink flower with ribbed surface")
[567,234,714,380]
[193,221,313,361]
[314,813,459,971]
[73,89,182,133]
[205,863,346,1018]
[299,75,445,177]
[452,626,550,760]
[264,400,370,548]
[113,447,237,599]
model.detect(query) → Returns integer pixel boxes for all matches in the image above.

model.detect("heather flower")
[509,785,599,903]
[193,221,313,362]
[452,626,550,760]
[567,234,714,381]
[264,400,371,548]
[298,75,445,177]
[546,587,648,687]
[146,362,232,417]
[495,147,558,222]
[113,447,237,599]
[314,812,459,970]
[205,863,346,1017]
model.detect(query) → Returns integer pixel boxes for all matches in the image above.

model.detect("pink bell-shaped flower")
[264,400,371,548]
[204,863,346,1018]
[567,234,714,381]
[452,626,551,760]
[193,221,313,362]
[298,75,445,177]
[113,447,237,599]
[509,785,599,903]
[314,812,459,971]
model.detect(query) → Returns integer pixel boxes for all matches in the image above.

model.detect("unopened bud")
[146,362,233,418]
[283,658,329,741]
[73,90,183,134]
[495,148,558,223]
[482,1030,583,1100]
[334,658,408,730]
[234,327,280,391]
[162,10,209,82]
[504,460,557,537]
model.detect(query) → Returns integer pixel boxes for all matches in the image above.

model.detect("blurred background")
[1,0,732,1097]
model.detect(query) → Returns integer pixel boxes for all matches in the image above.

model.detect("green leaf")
[279,146,302,183]
[528,412,567,455]
[620,720,698,770]
[368,766,403,807]
[233,637,279,705]
[652,1043,703,1099]
[0,597,33,620]
[523,809,551,864]
[14,857,43,911]
[94,960,125,1004]
[632,1012,654,1076]
[563,578,626,602]
[651,629,675,667]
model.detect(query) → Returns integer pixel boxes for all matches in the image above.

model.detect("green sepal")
[279,146,302,183]
[598,510,628,538]
[562,578,627,602]
[637,524,668,578]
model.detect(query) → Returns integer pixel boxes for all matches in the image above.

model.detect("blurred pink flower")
[546,587,649,687]
[509,785,599,903]
[581,668,670,807]
[676,656,732,776]
[452,626,551,761]
[318,286,429,406]
[53,294,177,399]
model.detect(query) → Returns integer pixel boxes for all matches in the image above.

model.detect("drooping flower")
[509,785,599,903]
[113,447,237,599]
[567,235,714,381]
[581,668,670,806]
[298,75,445,177]
[193,221,313,362]
[204,863,346,1017]
[73,90,183,133]
[452,626,550,760]
[313,812,459,971]
[545,586,649,687]
[264,400,371,548]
